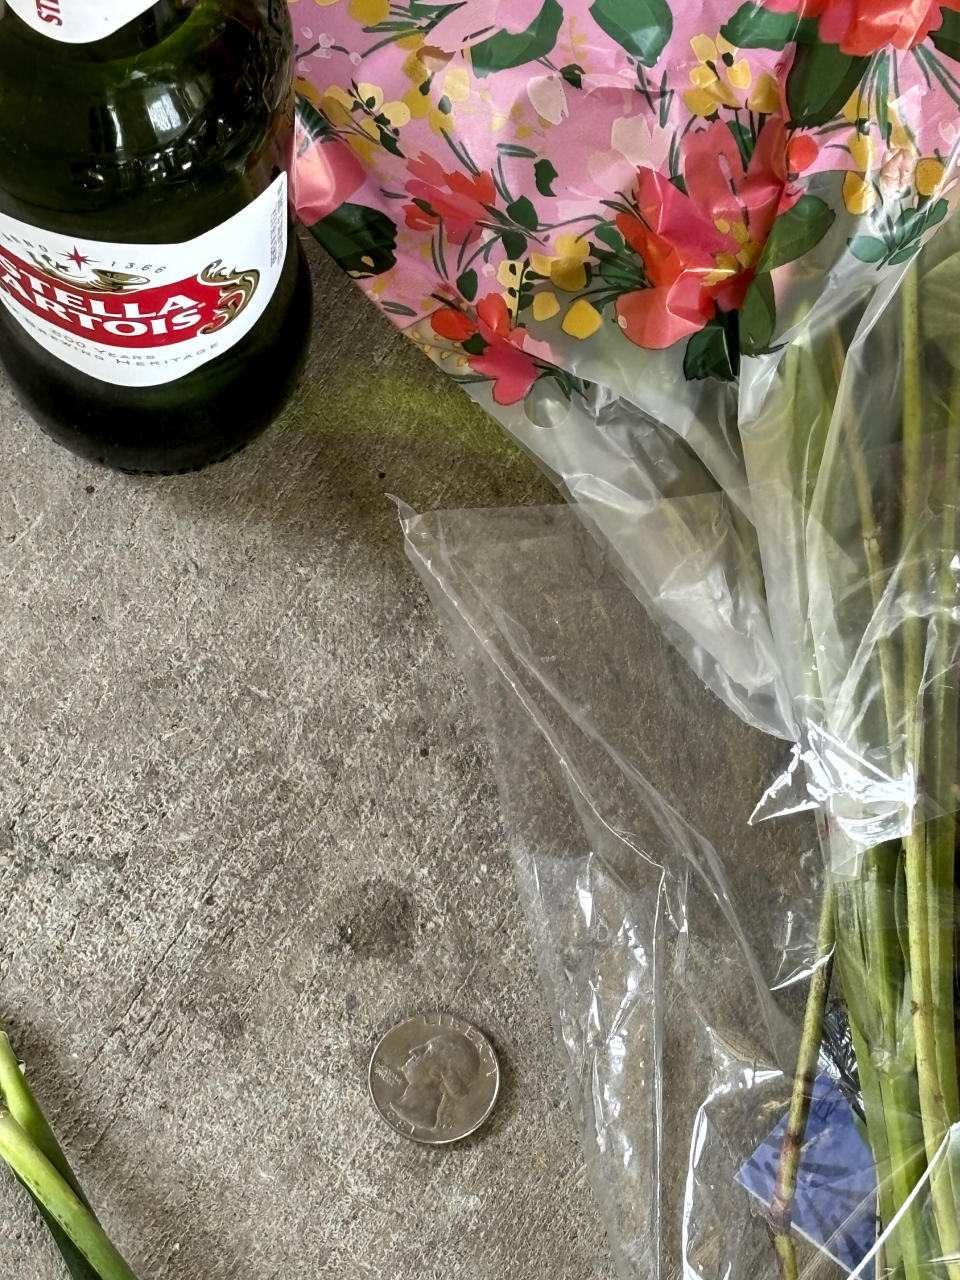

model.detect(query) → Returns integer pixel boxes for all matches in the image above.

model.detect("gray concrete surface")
[0,236,617,1279]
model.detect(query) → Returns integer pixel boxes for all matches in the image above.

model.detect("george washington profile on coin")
[390,1030,481,1130]
[369,1013,500,1144]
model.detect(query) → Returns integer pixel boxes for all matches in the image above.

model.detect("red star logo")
[62,246,91,271]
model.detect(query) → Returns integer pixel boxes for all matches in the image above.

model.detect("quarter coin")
[369,1011,500,1144]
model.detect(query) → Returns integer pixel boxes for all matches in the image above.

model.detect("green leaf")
[593,223,624,251]
[377,128,404,158]
[849,236,887,263]
[726,119,755,169]
[501,229,528,259]
[739,271,777,355]
[720,2,798,49]
[757,195,835,272]
[931,9,960,61]
[683,317,739,382]
[462,332,488,355]
[927,197,950,228]
[497,143,538,158]
[309,202,398,276]
[895,199,949,252]
[786,42,870,127]
[598,258,644,288]
[588,0,672,67]
[456,268,478,301]
[896,206,928,245]
[889,244,920,265]
[381,300,419,317]
[470,0,563,76]
[559,62,585,87]
[506,195,538,231]
[534,158,558,196]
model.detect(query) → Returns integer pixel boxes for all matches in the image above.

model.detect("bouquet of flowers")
[290,1,960,1277]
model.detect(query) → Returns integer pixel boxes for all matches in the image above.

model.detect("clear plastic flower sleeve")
[290,3,960,1277]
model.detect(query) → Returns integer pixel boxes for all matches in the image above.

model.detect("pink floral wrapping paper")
[288,0,960,437]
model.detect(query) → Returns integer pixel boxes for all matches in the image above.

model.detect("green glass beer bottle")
[0,0,312,472]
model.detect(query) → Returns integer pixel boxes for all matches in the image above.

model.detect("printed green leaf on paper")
[720,2,800,49]
[588,0,672,67]
[559,63,585,87]
[931,9,960,61]
[534,159,558,196]
[309,202,397,276]
[757,196,835,272]
[470,0,564,76]
[786,42,870,127]
[507,196,538,231]
[456,268,478,301]
[849,236,887,263]
[683,315,740,382]
[739,271,777,355]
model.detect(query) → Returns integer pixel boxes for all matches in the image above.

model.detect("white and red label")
[6,0,158,42]
[0,175,288,387]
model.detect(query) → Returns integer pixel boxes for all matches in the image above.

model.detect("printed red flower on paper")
[431,294,540,404]
[403,154,497,246]
[763,0,960,55]
[613,119,797,351]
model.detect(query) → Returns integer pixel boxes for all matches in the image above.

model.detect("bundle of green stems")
[771,260,960,1280]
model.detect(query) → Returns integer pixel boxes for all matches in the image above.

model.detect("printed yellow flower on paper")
[531,234,590,293]
[747,73,780,115]
[400,57,468,135]
[348,0,388,22]
[355,83,410,129]
[843,128,879,215]
[497,259,524,316]
[685,33,754,118]
[402,48,431,88]
[844,172,876,215]
[497,260,524,289]
[917,157,946,197]
[841,90,912,150]
[532,292,560,321]
[302,0,386,16]
[562,298,602,339]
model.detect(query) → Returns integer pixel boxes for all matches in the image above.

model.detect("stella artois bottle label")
[6,0,160,42]
[0,175,288,388]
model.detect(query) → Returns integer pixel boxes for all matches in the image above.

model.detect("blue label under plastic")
[737,1075,876,1273]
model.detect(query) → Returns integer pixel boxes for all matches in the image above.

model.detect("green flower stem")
[928,365,960,1128]
[845,1015,899,1276]
[833,323,928,1274]
[842,402,902,772]
[901,263,960,1280]
[848,854,928,1280]
[0,1111,138,1280]
[770,883,836,1280]
[0,1030,89,1207]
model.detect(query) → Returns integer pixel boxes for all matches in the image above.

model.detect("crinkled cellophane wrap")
[291,2,960,1276]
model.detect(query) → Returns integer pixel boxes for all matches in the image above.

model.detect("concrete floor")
[0,236,617,1279]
